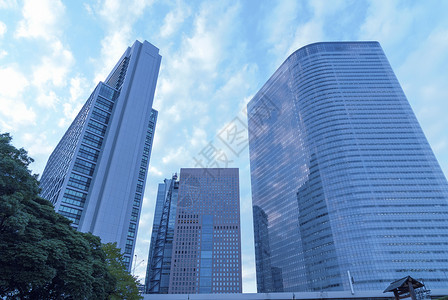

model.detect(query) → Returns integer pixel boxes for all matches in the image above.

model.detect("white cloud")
[189,127,207,148]
[286,0,352,58]
[263,0,330,62]
[159,1,191,38]
[22,132,53,157]
[0,66,28,98]
[36,90,59,108]
[359,0,416,48]
[14,0,77,117]
[180,2,240,71]
[0,67,35,130]
[310,0,347,17]
[29,41,75,110]
[287,20,324,56]
[148,165,163,176]
[161,146,190,165]
[0,21,7,37]
[58,101,83,128]
[93,30,131,84]
[32,41,74,88]
[69,76,89,103]
[83,3,94,15]
[0,0,17,9]
[55,75,91,128]
[91,0,153,83]
[0,99,36,130]
[15,0,65,40]
[153,1,241,131]
[0,50,7,58]
[398,28,448,82]
[165,104,182,123]
[265,0,299,48]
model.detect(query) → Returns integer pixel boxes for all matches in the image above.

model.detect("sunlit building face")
[39,40,161,271]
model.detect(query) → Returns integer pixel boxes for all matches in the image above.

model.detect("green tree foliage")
[0,133,119,299]
[103,243,143,300]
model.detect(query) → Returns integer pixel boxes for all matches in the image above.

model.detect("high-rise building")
[145,174,179,294]
[39,40,161,270]
[169,168,242,294]
[247,42,448,292]
[147,168,242,294]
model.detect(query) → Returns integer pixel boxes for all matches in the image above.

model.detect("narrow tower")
[145,174,179,294]
[40,40,161,270]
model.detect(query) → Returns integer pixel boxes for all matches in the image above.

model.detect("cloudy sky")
[1,0,448,292]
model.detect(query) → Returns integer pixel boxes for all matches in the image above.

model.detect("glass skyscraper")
[145,174,179,294]
[247,42,448,292]
[39,40,161,270]
[164,168,242,294]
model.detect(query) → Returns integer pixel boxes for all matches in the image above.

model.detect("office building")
[146,168,242,294]
[247,42,448,292]
[39,40,161,270]
[170,168,242,294]
[145,174,179,294]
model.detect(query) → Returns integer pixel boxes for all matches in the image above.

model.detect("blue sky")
[1,0,448,292]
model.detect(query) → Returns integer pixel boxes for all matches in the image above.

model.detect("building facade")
[39,40,161,270]
[166,168,242,294]
[145,174,179,294]
[247,42,448,292]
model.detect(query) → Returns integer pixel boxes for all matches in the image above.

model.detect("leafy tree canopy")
[103,243,142,300]
[0,133,141,299]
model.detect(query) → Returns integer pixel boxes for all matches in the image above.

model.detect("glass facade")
[39,40,161,271]
[40,82,118,227]
[248,42,448,292]
[146,175,179,294]
[168,168,242,294]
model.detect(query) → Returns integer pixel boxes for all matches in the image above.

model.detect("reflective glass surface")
[248,42,448,292]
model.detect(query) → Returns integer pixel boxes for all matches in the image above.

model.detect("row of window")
[123,110,157,265]
[58,84,116,228]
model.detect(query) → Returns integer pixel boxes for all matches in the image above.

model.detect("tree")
[103,243,143,300]
[0,133,116,299]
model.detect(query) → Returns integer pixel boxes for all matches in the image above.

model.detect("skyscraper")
[248,42,448,292]
[148,168,242,294]
[170,168,242,294]
[39,40,161,270]
[145,174,179,294]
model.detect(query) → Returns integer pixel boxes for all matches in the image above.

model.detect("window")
[58,205,82,224]
[78,144,99,162]
[125,239,133,254]
[62,188,87,207]
[82,132,103,148]
[87,119,107,136]
[95,96,114,112]
[136,180,144,193]
[99,84,116,101]
[67,173,91,191]
[91,107,110,124]
[131,207,139,222]
[73,158,96,176]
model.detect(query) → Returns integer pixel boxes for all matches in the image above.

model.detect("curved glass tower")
[248,42,448,292]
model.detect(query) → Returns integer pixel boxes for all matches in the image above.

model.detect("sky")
[1,0,448,293]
